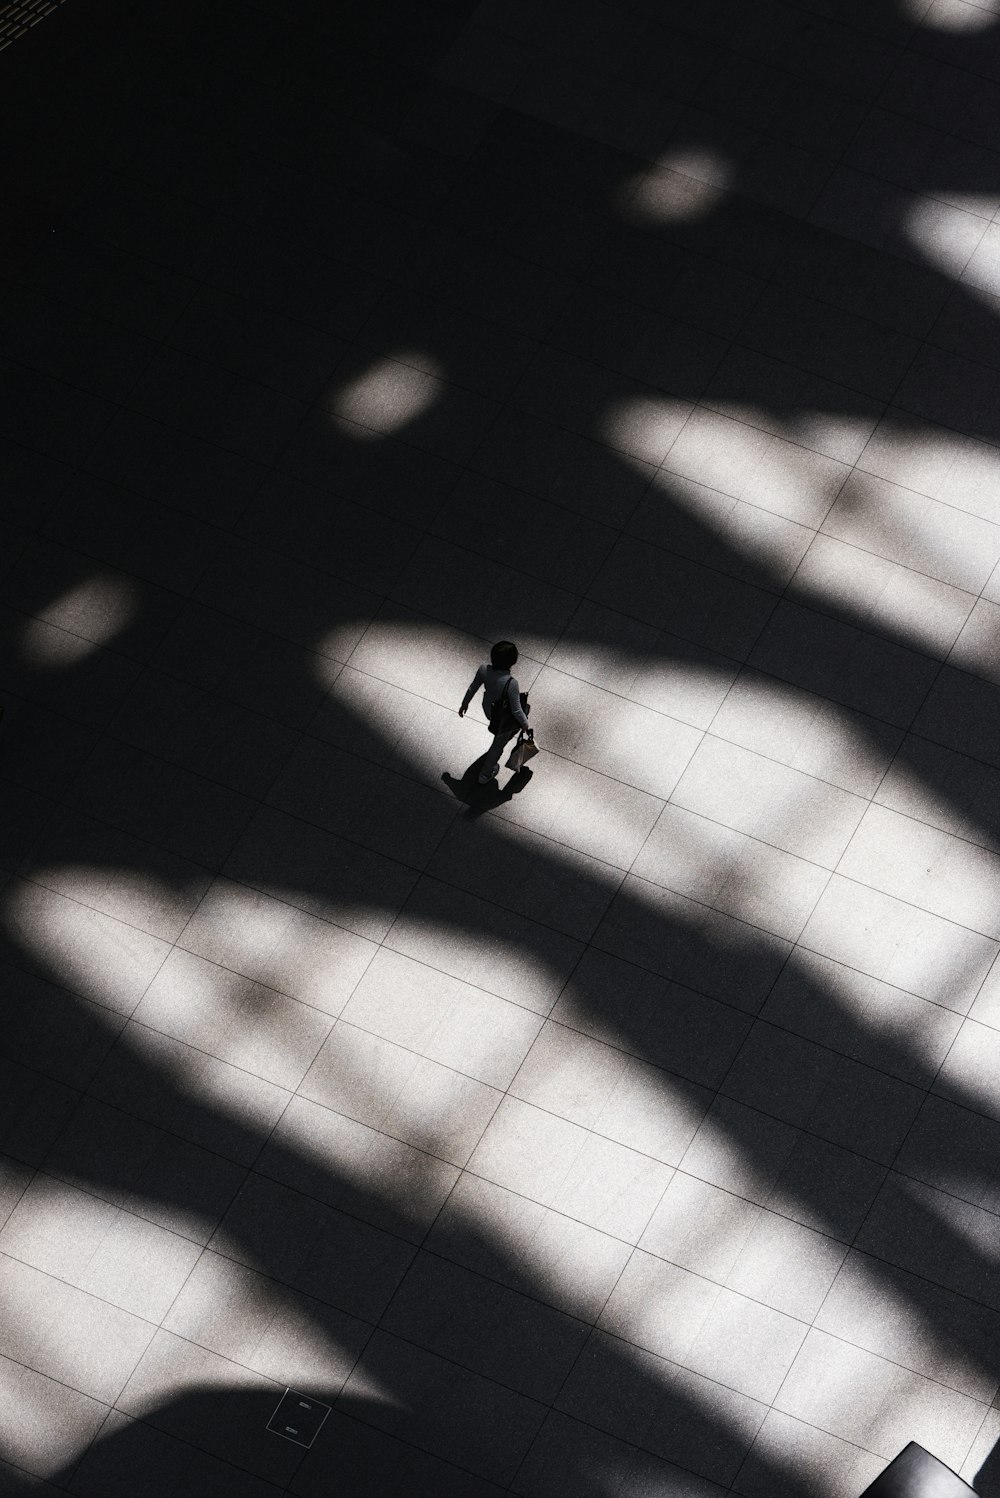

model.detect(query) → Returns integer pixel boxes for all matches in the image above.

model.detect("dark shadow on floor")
[5,0,1000,1493]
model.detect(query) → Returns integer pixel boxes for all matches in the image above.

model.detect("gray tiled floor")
[5,0,1000,1496]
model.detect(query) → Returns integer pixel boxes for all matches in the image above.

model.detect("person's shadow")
[441,763,534,816]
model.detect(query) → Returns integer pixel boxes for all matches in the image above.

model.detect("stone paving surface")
[4,0,1000,1493]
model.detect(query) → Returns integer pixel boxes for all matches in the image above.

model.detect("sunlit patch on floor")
[18,575,137,667]
[902,195,994,281]
[327,353,443,438]
[599,395,691,463]
[903,0,999,30]
[620,149,733,225]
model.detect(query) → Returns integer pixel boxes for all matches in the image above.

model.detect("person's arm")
[507,675,532,733]
[459,664,487,716]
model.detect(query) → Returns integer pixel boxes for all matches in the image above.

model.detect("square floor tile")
[468,1096,672,1243]
[136,948,332,1092]
[553,946,752,1089]
[557,1329,768,1486]
[0,1353,108,1480]
[385,876,582,1015]
[734,1408,884,1498]
[258,1093,458,1243]
[343,947,541,1088]
[684,1288,807,1402]
[593,873,792,1013]
[381,1251,589,1403]
[775,1328,984,1466]
[761,948,962,1089]
[299,1023,502,1167]
[339,1330,546,1486]
[671,735,867,867]
[163,1249,368,1390]
[599,1248,721,1363]
[0,1254,154,1403]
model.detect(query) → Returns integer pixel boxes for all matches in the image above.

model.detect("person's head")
[490,640,518,670]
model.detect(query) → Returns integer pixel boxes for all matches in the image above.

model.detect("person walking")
[459,640,533,783]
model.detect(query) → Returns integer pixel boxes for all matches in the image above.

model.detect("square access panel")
[266,1389,331,1449]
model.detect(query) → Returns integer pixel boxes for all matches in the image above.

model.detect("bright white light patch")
[20,575,136,667]
[314,615,485,704]
[606,395,874,523]
[858,418,1000,526]
[904,0,998,29]
[329,352,442,438]
[658,147,733,190]
[27,864,175,926]
[600,395,690,464]
[903,196,993,280]
[2,877,167,1016]
[621,148,733,225]
[0,1276,103,1475]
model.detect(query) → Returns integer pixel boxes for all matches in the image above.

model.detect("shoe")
[478,764,499,784]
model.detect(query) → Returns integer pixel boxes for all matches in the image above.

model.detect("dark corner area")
[5,1,1000,1496]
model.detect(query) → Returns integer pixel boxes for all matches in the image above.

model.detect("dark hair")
[490,640,518,670]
